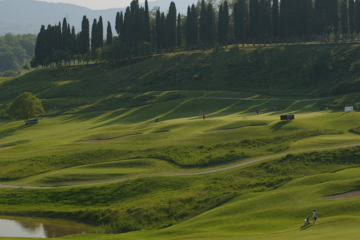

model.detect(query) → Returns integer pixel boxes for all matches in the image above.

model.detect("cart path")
[1,142,360,189]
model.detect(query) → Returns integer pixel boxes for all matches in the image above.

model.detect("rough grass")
[2,43,360,103]
[1,148,360,239]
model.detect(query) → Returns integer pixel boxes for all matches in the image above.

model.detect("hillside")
[1,43,360,239]
[2,43,360,102]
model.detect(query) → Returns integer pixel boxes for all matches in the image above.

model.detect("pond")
[0,215,95,238]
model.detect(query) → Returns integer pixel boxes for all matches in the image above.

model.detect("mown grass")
[1,146,360,239]
[0,92,352,183]
[2,43,360,239]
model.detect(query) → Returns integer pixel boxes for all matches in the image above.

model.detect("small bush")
[331,80,360,95]
[98,220,142,234]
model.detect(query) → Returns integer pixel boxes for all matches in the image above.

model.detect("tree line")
[0,33,36,75]
[34,0,360,67]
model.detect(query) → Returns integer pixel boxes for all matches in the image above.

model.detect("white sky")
[37,0,156,10]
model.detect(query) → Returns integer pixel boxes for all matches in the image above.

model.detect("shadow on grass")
[0,123,34,140]
[300,224,313,231]
[270,121,291,131]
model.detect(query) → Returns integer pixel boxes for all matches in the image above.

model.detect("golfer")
[312,210,317,224]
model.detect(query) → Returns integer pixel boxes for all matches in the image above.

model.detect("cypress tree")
[115,12,121,36]
[329,0,339,37]
[191,4,198,47]
[52,22,61,52]
[206,3,215,46]
[349,0,355,36]
[199,0,207,44]
[98,16,104,48]
[218,2,229,45]
[35,25,47,65]
[80,16,90,55]
[233,2,240,43]
[130,0,140,47]
[166,2,177,49]
[355,0,360,35]
[177,13,182,47]
[62,18,68,50]
[272,0,279,39]
[218,4,224,44]
[46,25,54,64]
[185,6,191,47]
[123,7,132,46]
[223,1,229,45]
[233,0,247,46]
[91,19,98,51]
[161,12,166,49]
[341,0,349,36]
[106,21,113,45]
[249,0,259,43]
[156,9,163,51]
[144,0,151,43]
[258,0,271,43]
[70,26,76,53]
[313,0,326,35]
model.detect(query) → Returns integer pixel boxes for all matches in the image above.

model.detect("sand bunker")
[322,190,360,200]
[0,146,11,150]
[204,124,267,133]
[77,133,141,143]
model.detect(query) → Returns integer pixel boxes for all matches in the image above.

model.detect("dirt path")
[1,142,360,189]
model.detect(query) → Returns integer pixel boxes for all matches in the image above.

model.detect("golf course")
[1,44,360,239]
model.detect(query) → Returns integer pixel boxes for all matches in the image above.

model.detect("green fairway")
[2,44,360,239]
[1,91,359,186]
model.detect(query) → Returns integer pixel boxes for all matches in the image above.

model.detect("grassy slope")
[1,43,360,239]
[1,43,360,101]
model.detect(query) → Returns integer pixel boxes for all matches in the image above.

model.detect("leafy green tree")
[7,92,45,124]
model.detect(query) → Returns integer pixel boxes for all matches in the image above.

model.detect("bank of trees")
[33,0,360,68]
[0,33,36,75]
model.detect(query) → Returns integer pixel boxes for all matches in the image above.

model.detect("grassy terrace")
[1,44,360,239]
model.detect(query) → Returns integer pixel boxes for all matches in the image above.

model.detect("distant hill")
[0,0,197,36]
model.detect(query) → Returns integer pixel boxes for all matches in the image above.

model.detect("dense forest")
[0,34,36,76]
[33,0,360,68]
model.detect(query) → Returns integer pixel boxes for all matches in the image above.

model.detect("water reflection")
[0,215,95,238]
